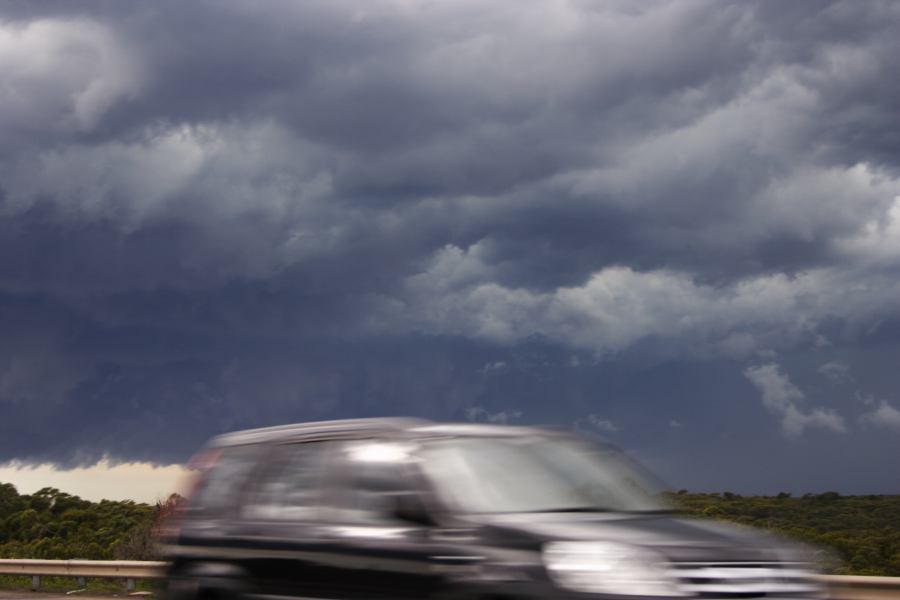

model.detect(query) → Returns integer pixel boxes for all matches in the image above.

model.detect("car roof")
[410,423,555,437]
[208,417,559,448]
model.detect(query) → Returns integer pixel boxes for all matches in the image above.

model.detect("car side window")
[333,440,418,525]
[242,441,331,521]
[190,444,264,518]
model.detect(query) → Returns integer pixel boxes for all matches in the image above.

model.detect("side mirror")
[392,492,434,526]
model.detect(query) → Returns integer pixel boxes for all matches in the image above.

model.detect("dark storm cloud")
[1,0,900,491]
[3,0,899,291]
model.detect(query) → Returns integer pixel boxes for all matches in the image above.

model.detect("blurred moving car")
[160,418,825,600]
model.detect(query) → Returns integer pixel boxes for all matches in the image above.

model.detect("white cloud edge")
[744,363,847,437]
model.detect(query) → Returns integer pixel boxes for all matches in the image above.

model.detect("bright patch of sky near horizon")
[0,460,189,504]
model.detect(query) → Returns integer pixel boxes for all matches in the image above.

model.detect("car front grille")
[668,561,824,598]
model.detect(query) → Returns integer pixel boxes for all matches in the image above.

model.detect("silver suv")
[161,418,824,600]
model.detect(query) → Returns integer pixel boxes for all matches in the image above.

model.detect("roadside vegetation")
[0,482,172,561]
[1,482,898,576]
[670,491,900,576]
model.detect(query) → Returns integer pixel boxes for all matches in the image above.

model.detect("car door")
[318,439,445,600]
[229,440,344,599]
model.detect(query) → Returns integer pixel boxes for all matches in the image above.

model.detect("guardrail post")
[31,575,40,590]
[77,576,86,587]
[127,578,135,592]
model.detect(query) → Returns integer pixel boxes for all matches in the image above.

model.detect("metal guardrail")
[0,559,166,591]
[821,575,900,600]
[0,559,898,597]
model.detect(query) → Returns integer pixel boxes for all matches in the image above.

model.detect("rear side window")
[190,444,263,517]
[242,441,331,520]
[333,440,417,525]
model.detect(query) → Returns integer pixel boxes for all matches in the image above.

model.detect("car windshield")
[418,435,668,514]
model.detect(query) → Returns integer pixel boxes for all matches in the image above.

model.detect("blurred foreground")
[158,419,829,599]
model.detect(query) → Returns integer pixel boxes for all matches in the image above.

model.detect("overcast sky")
[1,0,899,497]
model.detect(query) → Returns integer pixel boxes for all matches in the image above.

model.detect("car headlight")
[543,541,687,597]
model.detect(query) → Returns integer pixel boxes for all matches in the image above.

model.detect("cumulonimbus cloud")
[370,205,900,358]
[0,1,899,479]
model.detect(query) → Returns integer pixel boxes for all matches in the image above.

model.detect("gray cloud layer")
[1,0,899,492]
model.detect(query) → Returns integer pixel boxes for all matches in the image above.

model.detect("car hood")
[468,512,811,563]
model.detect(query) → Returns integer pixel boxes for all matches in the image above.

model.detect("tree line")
[1,481,898,575]
[0,482,170,561]
[670,490,900,576]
